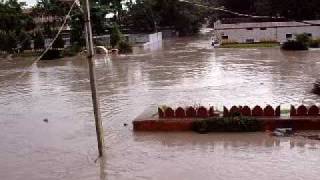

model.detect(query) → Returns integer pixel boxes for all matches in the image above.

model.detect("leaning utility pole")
[83,0,105,157]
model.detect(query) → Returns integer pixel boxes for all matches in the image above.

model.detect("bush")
[309,39,320,48]
[192,116,262,133]
[281,40,308,50]
[18,31,32,51]
[63,44,81,57]
[118,41,133,54]
[281,33,312,51]
[110,24,122,48]
[295,33,310,46]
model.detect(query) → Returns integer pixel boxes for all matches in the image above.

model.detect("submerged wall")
[133,105,320,132]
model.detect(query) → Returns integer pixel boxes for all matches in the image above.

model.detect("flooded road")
[1,33,320,180]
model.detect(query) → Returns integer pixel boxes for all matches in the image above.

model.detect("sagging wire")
[34,0,77,64]
[179,0,283,19]
[14,0,78,81]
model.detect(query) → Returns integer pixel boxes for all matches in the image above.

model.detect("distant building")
[214,20,320,44]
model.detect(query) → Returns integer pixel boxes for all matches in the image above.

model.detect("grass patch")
[220,42,279,48]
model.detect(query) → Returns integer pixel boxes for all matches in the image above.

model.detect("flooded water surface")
[1,34,320,180]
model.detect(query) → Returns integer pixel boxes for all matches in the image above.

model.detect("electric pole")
[83,0,105,157]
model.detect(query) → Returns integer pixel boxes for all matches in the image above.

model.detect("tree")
[32,0,68,38]
[70,9,85,46]
[0,0,34,53]
[110,23,122,48]
[124,0,206,36]
[34,31,45,49]
[213,0,320,20]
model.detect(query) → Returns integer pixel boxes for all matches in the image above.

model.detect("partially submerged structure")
[214,20,320,44]
[133,105,320,132]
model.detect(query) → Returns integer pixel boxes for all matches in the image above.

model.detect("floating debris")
[271,128,294,137]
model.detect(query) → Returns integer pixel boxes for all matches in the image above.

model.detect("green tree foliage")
[32,0,68,38]
[70,9,85,46]
[18,31,32,51]
[0,0,30,32]
[213,0,320,20]
[0,0,35,53]
[91,4,111,35]
[118,41,133,54]
[281,33,311,51]
[34,31,45,49]
[110,23,122,48]
[124,0,206,36]
[295,33,310,46]
[0,30,17,53]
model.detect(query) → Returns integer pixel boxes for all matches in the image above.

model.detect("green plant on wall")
[192,116,262,133]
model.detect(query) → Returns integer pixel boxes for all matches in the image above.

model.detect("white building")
[214,20,320,44]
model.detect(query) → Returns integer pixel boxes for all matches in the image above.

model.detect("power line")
[14,0,77,81]
[34,0,77,64]
[179,0,283,19]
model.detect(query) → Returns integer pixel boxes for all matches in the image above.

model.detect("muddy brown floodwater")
[1,32,320,180]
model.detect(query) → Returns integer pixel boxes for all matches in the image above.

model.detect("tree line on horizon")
[213,0,320,20]
[1,0,320,54]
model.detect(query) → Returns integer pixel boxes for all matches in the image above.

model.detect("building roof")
[215,21,318,30]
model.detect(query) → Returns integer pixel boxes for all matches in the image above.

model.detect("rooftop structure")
[214,20,320,44]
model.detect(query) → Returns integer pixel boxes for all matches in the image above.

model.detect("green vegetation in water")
[118,41,133,54]
[220,42,279,48]
[192,116,262,133]
[110,24,133,54]
[281,40,308,51]
[281,33,320,51]
[110,24,122,48]
[309,39,320,48]
[62,45,82,57]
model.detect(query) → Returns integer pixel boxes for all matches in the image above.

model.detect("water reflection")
[133,132,320,150]
[99,156,107,180]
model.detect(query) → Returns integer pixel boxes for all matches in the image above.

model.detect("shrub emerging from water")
[118,41,133,54]
[309,39,320,48]
[63,44,81,57]
[281,40,308,50]
[192,116,262,133]
[110,24,122,48]
[281,33,310,50]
